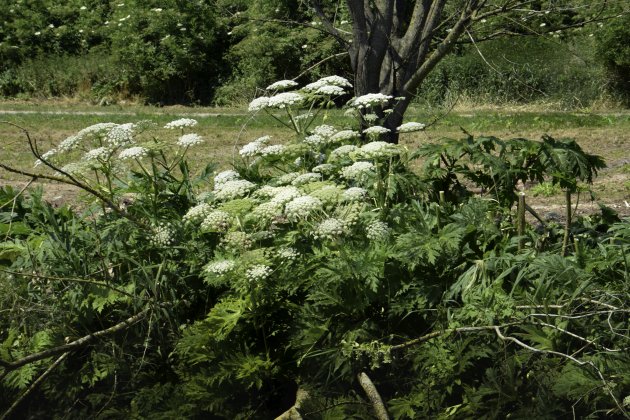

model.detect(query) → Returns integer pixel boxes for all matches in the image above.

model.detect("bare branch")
[275,386,310,420]
[1,352,69,420]
[357,372,389,420]
[0,308,150,372]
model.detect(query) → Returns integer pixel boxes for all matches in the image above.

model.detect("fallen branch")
[1,352,69,420]
[275,386,310,420]
[357,372,389,420]
[0,308,150,373]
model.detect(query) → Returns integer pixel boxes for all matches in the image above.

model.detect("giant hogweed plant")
[0,76,628,418]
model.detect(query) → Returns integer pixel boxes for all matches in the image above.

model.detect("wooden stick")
[357,372,389,420]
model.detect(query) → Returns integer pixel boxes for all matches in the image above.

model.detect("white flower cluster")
[304,134,326,147]
[266,80,298,91]
[284,195,322,220]
[57,134,81,152]
[341,161,375,179]
[313,218,346,240]
[248,96,270,112]
[329,145,358,160]
[82,146,111,162]
[366,220,390,241]
[312,163,335,174]
[164,118,198,129]
[343,187,367,201]
[177,133,204,147]
[204,260,236,276]
[269,186,302,205]
[273,172,300,186]
[397,122,426,133]
[276,247,299,261]
[316,85,346,96]
[150,223,175,247]
[214,170,241,186]
[253,201,283,221]
[221,231,252,250]
[214,179,256,201]
[60,162,87,175]
[239,136,271,157]
[106,123,134,147]
[318,75,352,87]
[77,122,117,138]
[201,210,231,231]
[310,185,342,205]
[363,113,379,123]
[291,172,321,186]
[359,141,401,159]
[350,93,393,109]
[363,126,391,136]
[313,124,336,138]
[267,92,303,109]
[183,202,213,223]
[260,144,286,156]
[246,264,273,282]
[119,146,148,160]
[330,130,359,143]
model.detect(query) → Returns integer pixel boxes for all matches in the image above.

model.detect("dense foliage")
[0,1,628,106]
[1,77,628,418]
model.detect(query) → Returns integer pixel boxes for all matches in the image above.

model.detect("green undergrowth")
[0,78,628,418]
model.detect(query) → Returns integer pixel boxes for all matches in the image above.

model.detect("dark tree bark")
[308,0,610,143]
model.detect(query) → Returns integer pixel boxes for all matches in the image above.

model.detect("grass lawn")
[1,103,628,215]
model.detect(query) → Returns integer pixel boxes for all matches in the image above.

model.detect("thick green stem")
[562,190,572,256]
[517,192,526,251]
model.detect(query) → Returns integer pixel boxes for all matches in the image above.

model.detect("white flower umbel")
[366,220,390,241]
[291,172,321,186]
[82,146,111,162]
[341,161,375,180]
[304,134,326,147]
[239,135,271,157]
[313,218,346,240]
[60,162,88,175]
[177,133,204,147]
[150,223,175,247]
[284,195,323,220]
[267,92,303,109]
[273,172,301,186]
[260,144,286,156]
[350,93,392,109]
[106,123,134,147]
[164,118,198,129]
[397,122,426,133]
[214,179,256,201]
[253,201,283,221]
[330,130,359,143]
[201,210,231,231]
[266,80,298,91]
[312,124,336,138]
[119,146,148,160]
[363,126,391,136]
[329,145,358,160]
[318,75,352,87]
[359,141,401,159]
[77,122,117,138]
[363,113,379,123]
[221,231,252,251]
[316,85,346,96]
[270,186,302,205]
[312,163,335,174]
[248,96,270,112]
[302,80,328,92]
[276,247,299,261]
[343,187,368,201]
[204,260,236,276]
[183,202,213,223]
[214,170,240,187]
[246,264,273,282]
[57,135,81,152]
